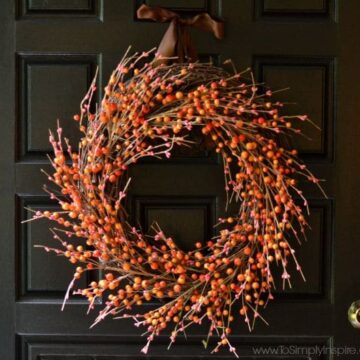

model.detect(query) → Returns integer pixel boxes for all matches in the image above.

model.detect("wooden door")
[1,0,360,359]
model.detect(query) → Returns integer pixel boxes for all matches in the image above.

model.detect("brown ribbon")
[136,4,224,63]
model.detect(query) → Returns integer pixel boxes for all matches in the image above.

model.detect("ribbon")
[136,4,224,63]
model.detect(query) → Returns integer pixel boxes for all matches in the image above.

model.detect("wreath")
[31,47,324,356]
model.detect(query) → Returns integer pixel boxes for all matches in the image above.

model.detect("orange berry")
[241,151,249,160]
[243,247,252,256]
[98,280,108,289]
[123,263,131,271]
[175,91,183,100]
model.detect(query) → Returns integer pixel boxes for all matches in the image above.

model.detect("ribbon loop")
[136,4,224,63]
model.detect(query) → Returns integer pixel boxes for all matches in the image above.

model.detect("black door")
[2,0,360,359]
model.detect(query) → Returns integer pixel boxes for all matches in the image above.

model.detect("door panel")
[16,53,98,161]
[19,335,330,359]
[254,56,335,161]
[2,0,360,359]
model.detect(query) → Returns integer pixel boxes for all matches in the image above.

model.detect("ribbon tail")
[156,18,179,63]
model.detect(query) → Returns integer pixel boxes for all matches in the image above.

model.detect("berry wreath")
[30,48,324,357]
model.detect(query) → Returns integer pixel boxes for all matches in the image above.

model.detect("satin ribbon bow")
[136,4,224,63]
